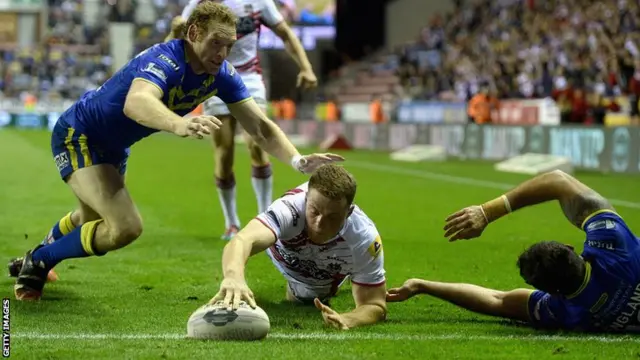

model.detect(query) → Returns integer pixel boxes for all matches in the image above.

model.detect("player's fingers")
[199,120,217,132]
[245,291,257,309]
[323,153,345,161]
[313,298,326,311]
[449,229,470,242]
[443,218,468,237]
[445,209,466,222]
[223,289,233,310]
[209,291,224,304]
[203,117,222,129]
[187,121,199,131]
[232,289,242,310]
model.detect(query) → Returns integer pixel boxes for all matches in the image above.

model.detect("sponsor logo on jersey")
[609,282,640,331]
[586,240,616,250]
[143,63,168,82]
[54,152,70,172]
[367,236,382,258]
[587,219,616,232]
[227,62,236,77]
[157,54,180,71]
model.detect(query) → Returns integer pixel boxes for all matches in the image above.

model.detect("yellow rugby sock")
[42,212,77,245]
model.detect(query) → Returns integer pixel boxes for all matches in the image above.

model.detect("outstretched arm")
[228,99,343,172]
[484,170,614,228]
[445,170,615,240]
[315,283,387,330]
[387,279,532,323]
[221,219,277,281]
[209,219,277,309]
[228,99,303,168]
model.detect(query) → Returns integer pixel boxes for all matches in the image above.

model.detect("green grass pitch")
[1,129,639,359]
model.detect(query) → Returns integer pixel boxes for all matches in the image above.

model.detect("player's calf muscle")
[245,137,269,166]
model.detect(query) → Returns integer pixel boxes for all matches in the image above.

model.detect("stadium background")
[2,1,640,358]
[1,0,640,173]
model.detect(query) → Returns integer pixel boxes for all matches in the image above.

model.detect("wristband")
[290,154,305,172]
[501,195,512,213]
[479,205,489,224]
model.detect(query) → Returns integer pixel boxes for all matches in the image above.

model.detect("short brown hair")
[175,1,237,39]
[308,164,357,205]
[517,241,585,295]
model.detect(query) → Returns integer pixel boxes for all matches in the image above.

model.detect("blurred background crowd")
[0,0,638,125]
[326,0,640,125]
[0,0,334,101]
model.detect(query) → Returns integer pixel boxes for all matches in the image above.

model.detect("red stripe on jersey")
[282,188,305,197]
[235,56,262,75]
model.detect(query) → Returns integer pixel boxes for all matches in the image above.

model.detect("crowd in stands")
[0,0,331,103]
[329,0,640,124]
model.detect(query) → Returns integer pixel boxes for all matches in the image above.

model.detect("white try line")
[347,161,640,210]
[12,332,640,343]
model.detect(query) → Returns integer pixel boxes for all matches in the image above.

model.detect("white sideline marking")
[13,332,640,343]
[348,161,640,210]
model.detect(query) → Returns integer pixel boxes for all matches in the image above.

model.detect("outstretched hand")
[294,153,345,174]
[314,298,349,330]
[443,205,489,242]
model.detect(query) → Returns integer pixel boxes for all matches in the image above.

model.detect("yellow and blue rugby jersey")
[528,211,640,332]
[60,39,250,149]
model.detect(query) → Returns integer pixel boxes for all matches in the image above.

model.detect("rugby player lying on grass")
[387,170,640,332]
[208,164,387,330]
[9,1,342,302]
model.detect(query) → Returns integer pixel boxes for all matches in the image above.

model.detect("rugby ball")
[186,301,270,341]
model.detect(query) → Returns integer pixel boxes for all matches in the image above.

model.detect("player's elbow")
[368,303,388,322]
[359,300,388,321]
[548,169,572,181]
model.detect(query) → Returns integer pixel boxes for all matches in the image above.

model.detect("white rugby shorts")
[204,72,267,116]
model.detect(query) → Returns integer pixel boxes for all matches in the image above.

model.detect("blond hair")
[308,164,357,205]
[174,1,237,40]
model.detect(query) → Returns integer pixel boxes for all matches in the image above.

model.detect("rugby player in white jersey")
[208,164,387,330]
[167,0,318,240]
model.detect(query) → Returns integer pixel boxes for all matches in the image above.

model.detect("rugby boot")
[8,256,58,282]
[14,246,52,301]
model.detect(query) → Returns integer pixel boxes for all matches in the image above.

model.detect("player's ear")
[187,24,199,42]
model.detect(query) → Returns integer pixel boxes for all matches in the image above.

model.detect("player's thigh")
[51,128,141,234]
[66,164,142,243]
[212,115,237,150]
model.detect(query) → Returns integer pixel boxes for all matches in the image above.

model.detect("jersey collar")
[566,261,592,299]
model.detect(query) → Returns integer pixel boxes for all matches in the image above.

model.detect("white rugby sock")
[216,175,240,229]
[251,164,273,214]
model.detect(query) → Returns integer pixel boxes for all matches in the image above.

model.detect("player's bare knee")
[109,215,143,248]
